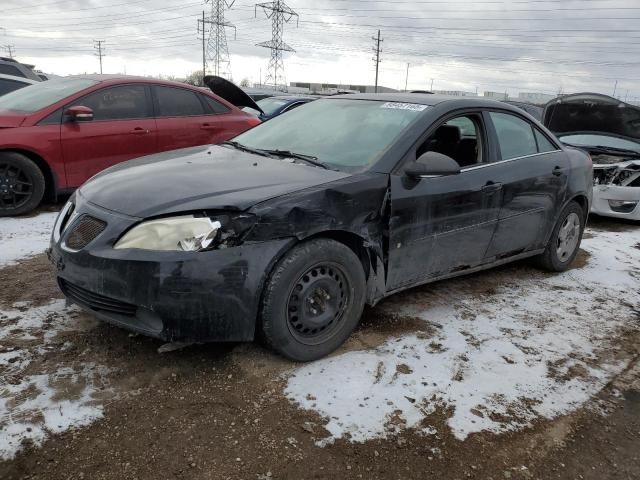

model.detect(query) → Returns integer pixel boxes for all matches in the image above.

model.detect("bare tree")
[184,70,205,87]
[240,78,250,87]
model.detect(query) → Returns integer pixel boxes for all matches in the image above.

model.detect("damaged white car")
[544,93,640,220]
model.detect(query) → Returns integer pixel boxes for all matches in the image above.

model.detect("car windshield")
[255,97,290,116]
[232,99,426,172]
[559,133,640,153]
[0,77,98,114]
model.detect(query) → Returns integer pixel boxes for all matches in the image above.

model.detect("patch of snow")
[286,228,640,444]
[0,300,110,460]
[0,212,59,266]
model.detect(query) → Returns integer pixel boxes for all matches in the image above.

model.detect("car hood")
[543,93,640,142]
[203,75,264,114]
[79,145,350,218]
[0,113,26,128]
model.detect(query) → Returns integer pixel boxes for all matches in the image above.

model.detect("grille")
[60,279,137,317]
[65,215,106,250]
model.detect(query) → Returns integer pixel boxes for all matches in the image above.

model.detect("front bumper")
[49,199,294,342]
[591,185,640,220]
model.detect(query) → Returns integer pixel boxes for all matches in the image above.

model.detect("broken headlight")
[114,213,256,252]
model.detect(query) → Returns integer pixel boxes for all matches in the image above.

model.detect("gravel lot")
[0,206,639,480]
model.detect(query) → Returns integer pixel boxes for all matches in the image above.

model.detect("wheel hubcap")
[0,162,34,211]
[287,264,350,345]
[556,212,581,262]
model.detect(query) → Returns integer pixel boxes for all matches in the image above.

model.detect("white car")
[0,73,38,97]
[544,93,640,220]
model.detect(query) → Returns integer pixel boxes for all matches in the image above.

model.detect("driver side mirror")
[65,105,94,122]
[405,151,461,178]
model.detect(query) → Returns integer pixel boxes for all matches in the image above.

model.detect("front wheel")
[0,152,45,217]
[537,201,585,272]
[260,238,366,362]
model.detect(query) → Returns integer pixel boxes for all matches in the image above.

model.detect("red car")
[0,75,260,216]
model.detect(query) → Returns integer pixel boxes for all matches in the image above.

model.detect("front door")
[61,84,157,186]
[386,113,502,291]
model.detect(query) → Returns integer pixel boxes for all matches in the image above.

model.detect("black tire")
[0,152,45,217]
[260,238,366,362]
[537,201,585,272]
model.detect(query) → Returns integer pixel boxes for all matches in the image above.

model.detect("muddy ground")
[0,212,639,480]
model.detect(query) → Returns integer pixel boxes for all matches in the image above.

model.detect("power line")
[255,0,298,89]
[93,40,105,74]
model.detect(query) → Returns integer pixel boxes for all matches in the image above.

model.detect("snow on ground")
[0,301,112,460]
[0,212,59,267]
[286,228,640,444]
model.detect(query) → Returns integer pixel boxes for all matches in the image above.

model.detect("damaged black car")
[49,92,592,361]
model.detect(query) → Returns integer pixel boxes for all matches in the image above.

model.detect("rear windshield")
[0,77,98,114]
[255,97,290,116]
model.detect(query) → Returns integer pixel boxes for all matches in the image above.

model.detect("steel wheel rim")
[556,212,581,262]
[0,162,34,211]
[286,262,351,346]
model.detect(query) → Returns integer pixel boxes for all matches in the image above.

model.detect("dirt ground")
[0,213,639,480]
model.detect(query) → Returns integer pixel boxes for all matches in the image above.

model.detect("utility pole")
[372,29,382,93]
[200,0,236,80]
[93,40,105,74]
[404,63,409,91]
[3,44,15,58]
[255,0,299,90]
[613,80,618,97]
[430,78,434,91]
[197,10,207,83]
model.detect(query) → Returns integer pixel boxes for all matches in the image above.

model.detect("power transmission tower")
[255,0,299,90]
[3,45,15,58]
[93,40,105,74]
[200,0,236,80]
[372,30,383,93]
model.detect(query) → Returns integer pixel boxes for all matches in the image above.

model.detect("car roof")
[328,92,513,109]
[0,73,38,84]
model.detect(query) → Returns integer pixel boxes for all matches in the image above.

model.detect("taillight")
[246,117,261,127]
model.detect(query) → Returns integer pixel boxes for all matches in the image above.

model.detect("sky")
[2,0,639,101]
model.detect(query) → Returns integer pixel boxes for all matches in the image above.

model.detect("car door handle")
[130,127,150,134]
[200,123,220,130]
[482,181,503,193]
[552,166,563,176]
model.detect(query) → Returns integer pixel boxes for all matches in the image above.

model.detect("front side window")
[0,64,25,78]
[233,99,425,173]
[77,85,150,121]
[0,78,27,96]
[416,115,483,168]
[489,112,538,160]
[155,86,205,117]
[0,77,98,114]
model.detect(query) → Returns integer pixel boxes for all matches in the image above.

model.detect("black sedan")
[49,93,593,361]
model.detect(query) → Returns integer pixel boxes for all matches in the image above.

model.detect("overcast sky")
[2,0,639,100]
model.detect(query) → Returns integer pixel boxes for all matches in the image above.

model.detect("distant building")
[517,92,556,105]
[290,82,397,94]
[433,90,477,97]
[484,91,509,101]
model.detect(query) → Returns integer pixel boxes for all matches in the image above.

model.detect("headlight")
[114,214,255,251]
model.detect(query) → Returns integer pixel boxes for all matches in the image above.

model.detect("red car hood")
[0,113,27,128]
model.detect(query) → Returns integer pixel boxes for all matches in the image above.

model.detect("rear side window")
[489,112,538,160]
[155,86,205,117]
[78,85,150,121]
[534,129,557,153]
[0,64,25,78]
[0,78,27,96]
[201,94,230,114]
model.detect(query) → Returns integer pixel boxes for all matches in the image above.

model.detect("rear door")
[61,84,157,186]
[152,85,234,151]
[483,111,569,257]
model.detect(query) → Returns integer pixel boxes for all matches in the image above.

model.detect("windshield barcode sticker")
[380,102,428,111]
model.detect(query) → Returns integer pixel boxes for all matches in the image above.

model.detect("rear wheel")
[260,238,366,362]
[0,152,45,217]
[537,201,585,272]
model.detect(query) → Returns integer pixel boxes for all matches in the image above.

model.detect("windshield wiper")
[222,141,272,158]
[260,149,329,169]
[565,142,640,157]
